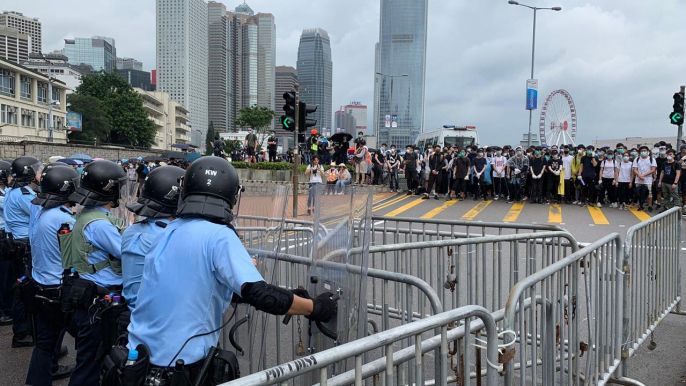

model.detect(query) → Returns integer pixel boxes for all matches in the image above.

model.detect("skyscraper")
[208,1,229,132]
[334,110,356,134]
[297,28,332,131]
[342,102,368,134]
[63,36,117,72]
[375,0,428,146]
[157,0,208,146]
[0,11,41,54]
[116,57,143,70]
[0,26,30,63]
[227,3,275,132]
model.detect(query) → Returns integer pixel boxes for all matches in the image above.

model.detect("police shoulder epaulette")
[20,187,30,195]
[59,207,71,214]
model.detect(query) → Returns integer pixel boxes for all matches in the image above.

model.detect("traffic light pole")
[678,85,685,148]
[293,85,300,217]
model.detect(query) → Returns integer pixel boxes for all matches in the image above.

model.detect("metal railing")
[503,233,627,386]
[220,305,499,386]
[621,207,682,369]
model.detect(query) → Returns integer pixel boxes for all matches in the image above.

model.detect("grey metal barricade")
[219,305,499,386]
[502,233,628,386]
[621,206,682,373]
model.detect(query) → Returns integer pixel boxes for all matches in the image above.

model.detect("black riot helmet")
[69,160,127,207]
[0,161,11,185]
[32,166,79,209]
[176,157,241,225]
[10,156,43,187]
[127,166,185,218]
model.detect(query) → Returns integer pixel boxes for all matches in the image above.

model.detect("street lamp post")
[375,72,408,143]
[508,1,561,148]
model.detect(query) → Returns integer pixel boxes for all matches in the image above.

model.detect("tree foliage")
[234,105,275,144]
[65,94,112,143]
[205,122,216,155]
[71,71,157,147]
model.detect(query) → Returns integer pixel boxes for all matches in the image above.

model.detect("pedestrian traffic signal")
[298,102,317,133]
[282,90,296,132]
[671,91,685,125]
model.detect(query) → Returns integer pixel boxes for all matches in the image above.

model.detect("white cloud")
[5,0,686,146]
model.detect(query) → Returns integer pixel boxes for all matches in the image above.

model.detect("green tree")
[234,105,276,146]
[205,122,216,155]
[65,94,112,144]
[72,71,157,147]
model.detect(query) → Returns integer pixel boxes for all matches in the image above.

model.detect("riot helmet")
[0,161,11,185]
[10,156,43,187]
[176,157,241,225]
[126,166,185,218]
[32,166,79,209]
[69,160,127,207]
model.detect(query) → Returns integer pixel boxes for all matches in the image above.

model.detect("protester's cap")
[311,129,318,135]
[339,163,346,167]
[331,162,336,166]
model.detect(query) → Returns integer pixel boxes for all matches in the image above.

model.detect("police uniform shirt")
[121,218,170,310]
[4,185,36,238]
[29,203,41,243]
[127,218,264,366]
[0,187,7,229]
[80,206,123,287]
[31,206,75,286]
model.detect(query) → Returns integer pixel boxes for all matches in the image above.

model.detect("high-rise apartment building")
[157,0,208,146]
[375,0,428,146]
[0,26,30,63]
[342,102,368,134]
[297,28,332,131]
[208,1,229,133]
[116,57,143,71]
[226,3,275,132]
[0,11,41,54]
[63,36,117,72]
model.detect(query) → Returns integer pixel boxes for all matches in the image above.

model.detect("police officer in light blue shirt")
[127,157,338,384]
[121,166,184,312]
[26,164,78,385]
[0,160,13,326]
[4,156,42,347]
[61,160,128,385]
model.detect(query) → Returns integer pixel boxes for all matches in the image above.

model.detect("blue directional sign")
[526,79,538,110]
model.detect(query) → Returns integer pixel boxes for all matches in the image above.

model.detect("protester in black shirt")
[546,151,562,204]
[471,150,487,201]
[423,145,443,200]
[529,149,546,204]
[373,144,387,185]
[659,149,681,212]
[403,145,418,195]
[267,130,278,162]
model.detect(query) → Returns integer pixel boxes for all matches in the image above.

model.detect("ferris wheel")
[538,89,577,147]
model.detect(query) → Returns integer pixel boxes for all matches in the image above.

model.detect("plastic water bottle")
[125,350,138,366]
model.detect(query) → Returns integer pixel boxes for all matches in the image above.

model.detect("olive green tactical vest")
[59,209,125,275]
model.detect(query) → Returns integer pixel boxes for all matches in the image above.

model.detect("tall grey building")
[335,110,357,134]
[0,26,30,63]
[0,11,41,54]
[157,0,208,146]
[208,1,229,132]
[297,28,332,131]
[63,36,117,72]
[227,3,275,132]
[116,57,143,70]
[375,0,428,146]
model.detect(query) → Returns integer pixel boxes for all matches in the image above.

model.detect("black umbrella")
[171,143,196,150]
[330,132,353,143]
[162,150,185,160]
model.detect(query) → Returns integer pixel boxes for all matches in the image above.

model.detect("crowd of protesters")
[305,137,685,214]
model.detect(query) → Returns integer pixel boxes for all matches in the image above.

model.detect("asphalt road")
[1,192,684,385]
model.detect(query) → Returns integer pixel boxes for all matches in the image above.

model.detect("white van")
[415,125,479,151]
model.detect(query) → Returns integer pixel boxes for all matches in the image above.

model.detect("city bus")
[415,125,479,151]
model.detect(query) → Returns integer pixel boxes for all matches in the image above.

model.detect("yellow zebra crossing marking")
[372,195,409,212]
[461,200,493,220]
[588,205,609,225]
[385,198,425,217]
[421,199,458,219]
[503,202,525,222]
[548,204,562,223]
[628,206,651,222]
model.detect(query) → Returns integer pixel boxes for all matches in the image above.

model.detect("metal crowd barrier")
[620,207,682,375]
[220,305,500,386]
[503,233,628,386]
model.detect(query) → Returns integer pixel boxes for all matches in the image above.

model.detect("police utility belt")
[1,233,31,266]
[102,344,240,386]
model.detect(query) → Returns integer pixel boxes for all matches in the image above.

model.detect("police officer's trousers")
[70,306,102,386]
[26,298,76,386]
[0,260,12,318]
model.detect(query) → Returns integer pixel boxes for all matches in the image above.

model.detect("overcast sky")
[6,0,686,146]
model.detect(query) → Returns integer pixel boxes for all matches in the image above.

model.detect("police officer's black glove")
[291,287,310,299]
[307,292,338,323]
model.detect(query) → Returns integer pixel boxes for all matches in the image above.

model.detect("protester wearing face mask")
[403,145,419,195]
[658,149,681,213]
[448,149,471,201]
[617,152,634,210]
[561,147,574,204]
[599,150,619,208]
[423,145,444,200]
[385,146,400,192]
[506,146,529,204]
[529,148,546,204]
[632,146,657,211]
[546,150,563,204]
[654,146,668,211]
[491,148,507,200]
[471,149,488,201]
[577,146,598,207]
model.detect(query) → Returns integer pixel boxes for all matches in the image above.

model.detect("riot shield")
[111,179,139,227]
[305,184,373,382]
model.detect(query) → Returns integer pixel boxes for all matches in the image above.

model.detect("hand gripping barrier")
[219,305,499,386]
